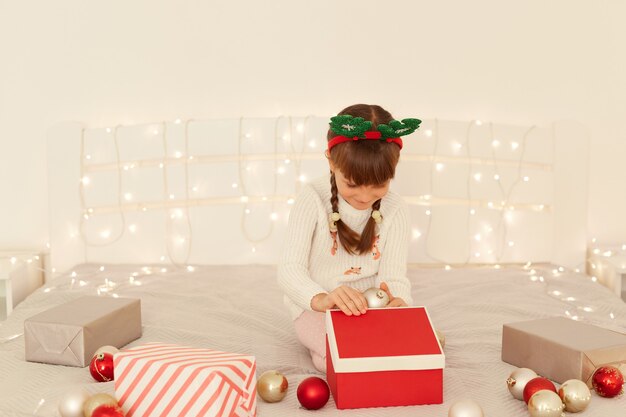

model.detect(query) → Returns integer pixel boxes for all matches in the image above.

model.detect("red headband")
[327,131,403,151]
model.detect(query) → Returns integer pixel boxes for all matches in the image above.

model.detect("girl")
[277,104,420,372]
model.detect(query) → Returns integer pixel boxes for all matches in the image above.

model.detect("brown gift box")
[502,317,626,384]
[24,296,142,367]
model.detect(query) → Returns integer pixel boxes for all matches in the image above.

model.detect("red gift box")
[114,343,257,417]
[326,306,445,409]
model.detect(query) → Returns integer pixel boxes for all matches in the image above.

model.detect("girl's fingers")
[335,291,357,316]
[339,288,363,316]
[346,288,367,313]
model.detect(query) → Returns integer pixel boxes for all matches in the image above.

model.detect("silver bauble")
[58,389,91,417]
[83,393,118,417]
[527,390,565,417]
[506,367,538,400]
[363,287,389,308]
[448,399,484,417]
[94,345,119,357]
[558,379,591,412]
[257,370,288,403]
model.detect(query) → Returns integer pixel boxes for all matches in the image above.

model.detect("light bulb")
[284,159,291,164]
[511,142,519,150]
[245,133,252,138]
[187,265,195,272]
[287,198,295,205]
[106,127,112,133]
[85,154,92,160]
[174,151,183,159]
[174,118,182,124]
[232,183,238,188]
[474,173,482,182]
[445,265,451,271]
[128,224,137,233]
[425,210,431,216]
[435,163,445,172]
[124,192,133,201]
[296,123,304,133]
[277,166,286,174]
[494,174,500,180]
[424,129,433,137]
[491,140,500,147]
[474,234,481,241]
[270,213,278,221]
[100,230,111,239]
[412,229,422,240]
[475,120,483,126]
[298,174,307,182]
[523,176,530,182]
[508,241,515,247]
[240,196,249,203]
[81,176,91,186]
[308,140,317,148]
[159,163,164,168]
[470,209,476,215]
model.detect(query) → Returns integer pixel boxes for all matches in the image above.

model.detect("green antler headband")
[327,115,421,151]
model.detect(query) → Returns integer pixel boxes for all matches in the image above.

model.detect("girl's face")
[333,168,390,210]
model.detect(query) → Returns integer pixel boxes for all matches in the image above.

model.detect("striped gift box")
[114,343,257,417]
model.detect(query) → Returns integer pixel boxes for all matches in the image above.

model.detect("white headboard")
[47,117,588,274]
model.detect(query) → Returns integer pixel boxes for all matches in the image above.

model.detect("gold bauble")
[527,390,564,417]
[83,393,118,417]
[448,399,484,417]
[558,379,591,412]
[257,370,288,403]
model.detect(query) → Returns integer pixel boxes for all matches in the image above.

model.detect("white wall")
[0,0,625,251]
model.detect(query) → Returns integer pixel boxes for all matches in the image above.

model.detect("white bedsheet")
[0,264,624,416]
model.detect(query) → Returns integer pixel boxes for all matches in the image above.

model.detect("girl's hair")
[327,104,400,255]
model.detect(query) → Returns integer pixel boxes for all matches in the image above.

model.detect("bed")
[1,116,624,416]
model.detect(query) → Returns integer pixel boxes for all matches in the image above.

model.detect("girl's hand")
[379,282,407,308]
[311,286,368,316]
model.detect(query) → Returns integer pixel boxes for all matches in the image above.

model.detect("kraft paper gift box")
[326,306,445,409]
[502,316,626,384]
[24,295,142,367]
[115,343,257,417]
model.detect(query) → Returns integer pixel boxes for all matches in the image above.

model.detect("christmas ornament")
[94,345,119,356]
[591,365,624,398]
[523,377,557,404]
[363,287,389,308]
[257,370,289,403]
[447,399,484,417]
[58,389,91,417]
[506,368,538,400]
[91,405,125,417]
[558,379,591,412]
[83,393,118,417]
[527,390,564,417]
[297,376,330,410]
[89,352,115,382]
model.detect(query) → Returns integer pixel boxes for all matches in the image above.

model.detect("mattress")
[0,263,624,416]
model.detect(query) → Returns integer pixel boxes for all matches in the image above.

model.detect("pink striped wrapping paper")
[114,343,257,417]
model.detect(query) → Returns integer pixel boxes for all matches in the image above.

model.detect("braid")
[358,199,381,254]
[330,172,360,254]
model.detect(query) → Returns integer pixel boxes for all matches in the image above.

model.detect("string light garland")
[70,116,567,270]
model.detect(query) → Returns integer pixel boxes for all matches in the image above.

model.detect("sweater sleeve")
[277,185,328,311]
[376,201,413,305]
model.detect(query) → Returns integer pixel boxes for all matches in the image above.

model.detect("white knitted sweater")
[277,175,413,320]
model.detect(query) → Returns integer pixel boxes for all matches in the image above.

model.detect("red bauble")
[91,405,125,417]
[296,376,330,410]
[89,352,115,382]
[592,366,625,398]
[523,377,557,404]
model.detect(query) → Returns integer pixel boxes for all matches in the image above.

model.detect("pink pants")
[293,310,327,373]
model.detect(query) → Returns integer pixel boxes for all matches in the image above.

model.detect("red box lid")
[326,306,444,373]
